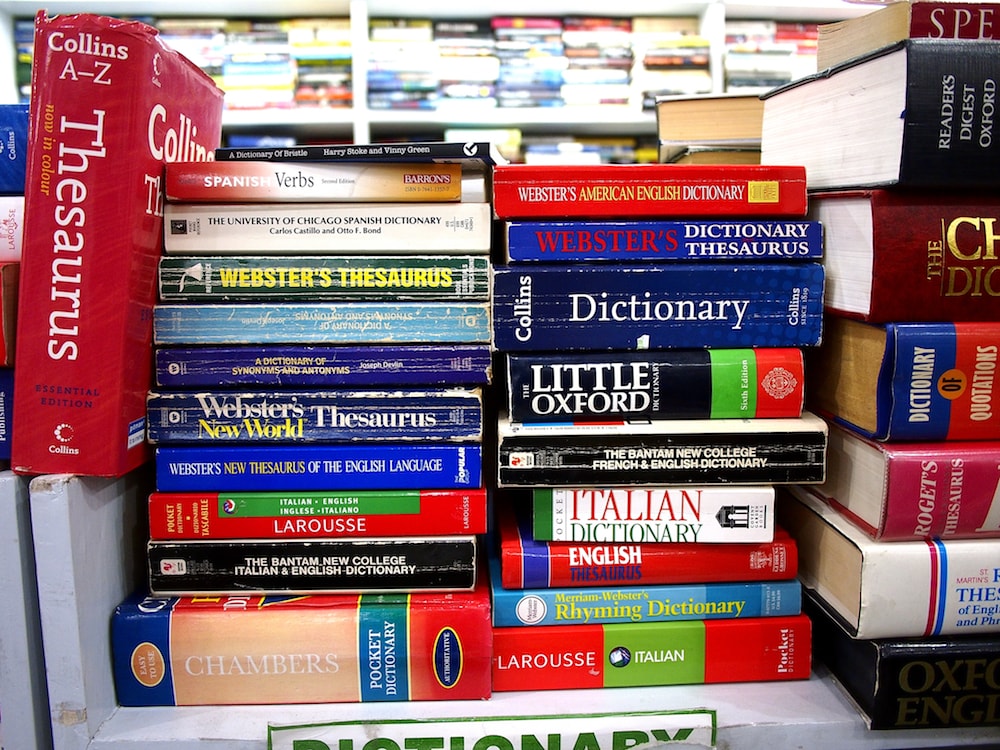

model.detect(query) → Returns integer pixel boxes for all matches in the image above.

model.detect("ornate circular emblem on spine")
[761,366,798,400]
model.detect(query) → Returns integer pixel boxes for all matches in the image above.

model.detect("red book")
[497,499,797,588]
[12,13,224,476]
[148,487,488,540]
[491,163,808,219]
[492,614,811,691]
[810,188,1000,323]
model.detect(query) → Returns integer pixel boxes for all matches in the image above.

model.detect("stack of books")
[487,160,830,692]
[559,16,634,107]
[761,1,1000,730]
[367,18,440,111]
[723,19,818,94]
[629,16,712,109]
[286,17,353,108]
[433,18,500,112]
[109,141,507,706]
[492,16,567,109]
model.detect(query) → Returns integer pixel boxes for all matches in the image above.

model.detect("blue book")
[154,344,493,388]
[146,388,483,443]
[0,366,12,459]
[488,555,801,627]
[492,263,824,351]
[155,443,482,491]
[503,219,823,262]
[0,104,29,194]
[153,302,491,345]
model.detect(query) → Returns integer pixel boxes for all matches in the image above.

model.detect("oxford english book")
[496,410,828,488]
[808,188,1000,323]
[155,443,481,492]
[12,12,224,477]
[112,581,492,705]
[157,255,491,301]
[145,388,483,444]
[147,487,488,540]
[502,218,823,263]
[506,348,805,423]
[496,499,797,590]
[154,344,492,388]
[779,485,1000,638]
[491,163,808,219]
[163,201,493,255]
[808,316,1000,441]
[147,535,478,596]
[488,554,802,627]
[492,263,824,351]
[807,422,1000,542]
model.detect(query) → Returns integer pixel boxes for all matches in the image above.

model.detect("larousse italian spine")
[147,536,478,595]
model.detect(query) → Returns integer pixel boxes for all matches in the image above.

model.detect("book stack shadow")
[760,12,1000,731]
[487,160,828,691]
[111,142,505,706]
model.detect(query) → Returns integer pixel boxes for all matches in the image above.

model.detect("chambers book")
[11,12,224,477]
[808,316,1000,441]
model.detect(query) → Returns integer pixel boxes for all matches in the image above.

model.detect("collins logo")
[54,422,74,442]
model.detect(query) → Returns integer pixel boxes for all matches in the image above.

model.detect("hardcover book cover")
[492,613,811,691]
[153,302,491,346]
[532,485,776,543]
[155,443,481,492]
[808,317,1000,440]
[157,255,490,301]
[491,163,808,218]
[507,348,805,423]
[497,410,828,487]
[147,536,478,595]
[503,219,823,262]
[112,579,492,704]
[147,487,488,540]
[11,12,224,477]
[146,388,483,443]
[491,263,825,351]
[154,344,492,388]
[497,499,797,589]
[489,554,801,627]
[163,201,493,254]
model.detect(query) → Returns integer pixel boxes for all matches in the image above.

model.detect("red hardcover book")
[148,487,488,540]
[811,188,1000,322]
[497,499,797,589]
[12,13,224,476]
[492,614,811,691]
[491,163,808,219]
[0,261,17,365]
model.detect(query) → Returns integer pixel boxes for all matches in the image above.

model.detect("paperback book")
[213,140,508,167]
[147,536,479,595]
[112,580,492,704]
[492,263,825,351]
[155,443,481,492]
[488,555,802,627]
[506,348,805,423]
[147,487,488,540]
[0,103,28,194]
[503,218,823,262]
[145,388,483,443]
[154,344,492,388]
[496,411,829,487]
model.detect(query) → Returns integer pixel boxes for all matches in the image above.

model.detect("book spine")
[11,12,224,477]
[147,488,489,539]
[491,164,808,218]
[0,104,29,194]
[146,389,483,443]
[112,587,493,705]
[491,614,812,691]
[163,202,493,254]
[532,486,776,543]
[909,3,1000,40]
[885,322,1000,440]
[165,161,465,202]
[147,536,479,595]
[491,263,825,351]
[152,302,492,345]
[213,141,504,165]
[504,219,824,262]
[507,348,805,422]
[155,443,481,491]
[154,344,493,388]
[489,560,802,626]
[157,255,491,301]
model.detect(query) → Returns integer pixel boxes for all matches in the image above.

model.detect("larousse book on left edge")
[12,12,224,477]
